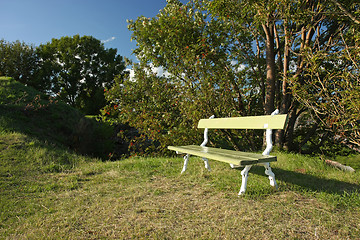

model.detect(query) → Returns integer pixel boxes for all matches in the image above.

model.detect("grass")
[1,76,360,239]
[0,77,114,159]
[1,131,359,239]
[334,154,360,170]
[0,77,84,146]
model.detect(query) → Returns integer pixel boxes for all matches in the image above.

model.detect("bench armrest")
[262,109,279,155]
[200,115,215,147]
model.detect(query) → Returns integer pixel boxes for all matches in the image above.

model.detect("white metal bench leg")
[230,163,240,168]
[181,154,190,174]
[199,115,214,173]
[202,157,211,171]
[239,165,252,195]
[261,162,278,189]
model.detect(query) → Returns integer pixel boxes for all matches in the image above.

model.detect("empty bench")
[168,110,288,195]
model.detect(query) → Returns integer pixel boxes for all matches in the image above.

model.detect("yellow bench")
[168,110,288,195]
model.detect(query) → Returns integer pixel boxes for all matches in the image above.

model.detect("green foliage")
[75,116,116,159]
[110,0,359,156]
[107,0,360,156]
[290,3,360,151]
[1,36,126,115]
[106,0,265,156]
[210,0,359,154]
[105,68,203,156]
[0,39,39,88]
[36,35,126,115]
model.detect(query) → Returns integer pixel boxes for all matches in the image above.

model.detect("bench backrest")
[198,114,288,130]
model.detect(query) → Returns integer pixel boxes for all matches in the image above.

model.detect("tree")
[107,0,359,155]
[104,65,198,156]
[210,0,359,152]
[37,35,125,115]
[0,39,39,87]
[105,0,268,156]
[290,0,360,152]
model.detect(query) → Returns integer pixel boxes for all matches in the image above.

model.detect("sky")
[0,0,182,62]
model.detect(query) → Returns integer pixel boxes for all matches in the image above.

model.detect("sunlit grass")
[1,132,359,239]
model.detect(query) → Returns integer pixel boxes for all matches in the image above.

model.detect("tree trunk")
[275,21,291,147]
[280,25,315,149]
[281,22,291,114]
[261,21,277,148]
[283,106,298,151]
[262,22,276,115]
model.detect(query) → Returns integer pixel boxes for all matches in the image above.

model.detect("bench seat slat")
[168,145,277,166]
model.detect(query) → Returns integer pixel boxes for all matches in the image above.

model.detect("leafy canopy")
[37,35,125,115]
[0,39,39,88]
[105,0,266,155]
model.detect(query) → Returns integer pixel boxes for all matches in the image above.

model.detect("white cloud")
[289,60,297,73]
[152,65,172,78]
[151,65,163,76]
[149,63,171,78]
[126,64,171,82]
[231,60,246,72]
[151,65,169,77]
[126,68,136,82]
[101,37,116,44]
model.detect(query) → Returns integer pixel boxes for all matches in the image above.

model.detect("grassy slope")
[0,77,113,158]
[0,77,359,239]
[0,77,82,145]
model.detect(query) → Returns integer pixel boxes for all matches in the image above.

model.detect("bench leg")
[230,163,241,169]
[261,162,278,190]
[202,157,211,171]
[181,154,190,174]
[239,165,252,195]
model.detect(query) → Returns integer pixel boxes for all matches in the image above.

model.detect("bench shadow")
[246,166,359,195]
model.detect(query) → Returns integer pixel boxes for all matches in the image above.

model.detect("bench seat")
[167,110,287,195]
[168,145,277,166]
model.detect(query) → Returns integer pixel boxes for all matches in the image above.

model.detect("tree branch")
[329,0,360,24]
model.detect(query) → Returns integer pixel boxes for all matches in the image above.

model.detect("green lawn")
[1,132,359,239]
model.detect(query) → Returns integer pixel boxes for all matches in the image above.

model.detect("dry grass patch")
[4,159,359,239]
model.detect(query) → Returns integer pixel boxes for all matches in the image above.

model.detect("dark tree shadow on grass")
[248,166,359,195]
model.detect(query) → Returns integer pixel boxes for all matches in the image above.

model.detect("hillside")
[0,77,113,158]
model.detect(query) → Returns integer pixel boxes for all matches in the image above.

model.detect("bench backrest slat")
[198,114,288,130]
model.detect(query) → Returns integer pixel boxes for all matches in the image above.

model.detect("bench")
[168,109,288,195]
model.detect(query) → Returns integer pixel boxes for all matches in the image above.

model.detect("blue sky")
[1,0,182,61]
